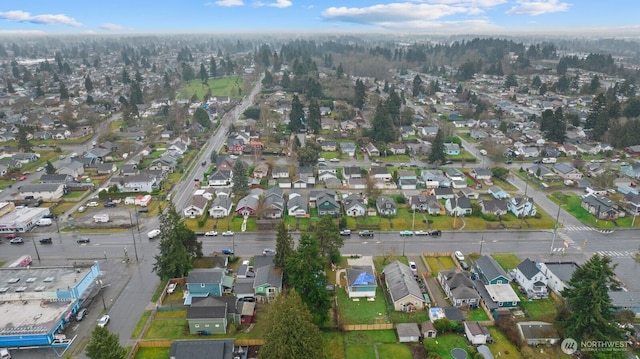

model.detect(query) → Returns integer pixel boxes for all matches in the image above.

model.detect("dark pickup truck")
[39,238,53,244]
[358,230,374,237]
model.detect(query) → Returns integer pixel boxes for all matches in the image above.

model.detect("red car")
[5,233,18,239]
[18,175,27,181]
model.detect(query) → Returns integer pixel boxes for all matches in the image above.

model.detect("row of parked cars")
[339,229,442,237]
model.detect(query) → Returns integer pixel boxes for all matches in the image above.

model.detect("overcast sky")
[0,1,638,36]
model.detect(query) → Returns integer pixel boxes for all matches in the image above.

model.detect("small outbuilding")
[421,321,437,338]
[396,323,421,343]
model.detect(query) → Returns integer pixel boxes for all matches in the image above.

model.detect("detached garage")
[396,323,421,343]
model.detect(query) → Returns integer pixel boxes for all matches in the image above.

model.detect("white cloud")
[100,23,123,31]
[205,0,244,6]
[322,3,478,24]
[379,19,502,32]
[0,10,82,27]
[268,0,292,8]
[505,0,570,16]
[0,29,47,36]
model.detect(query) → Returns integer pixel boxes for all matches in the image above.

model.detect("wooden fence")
[343,323,394,331]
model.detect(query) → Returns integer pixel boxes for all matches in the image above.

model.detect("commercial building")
[0,204,51,234]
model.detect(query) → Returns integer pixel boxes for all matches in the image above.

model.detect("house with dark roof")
[517,321,560,346]
[343,194,366,217]
[18,183,65,201]
[346,266,377,298]
[527,164,557,180]
[552,163,583,180]
[470,168,493,181]
[376,196,397,216]
[253,255,282,303]
[508,197,537,217]
[186,296,233,334]
[183,196,209,218]
[287,192,308,217]
[383,261,425,312]
[538,262,579,296]
[473,255,510,285]
[480,199,508,216]
[432,187,455,200]
[609,291,640,317]
[208,170,232,187]
[409,194,442,215]
[185,268,234,305]
[263,187,285,219]
[209,195,233,218]
[315,190,340,217]
[343,166,362,180]
[581,193,623,219]
[515,258,548,299]
[236,189,263,217]
[445,197,472,216]
[112,173,158,193]
[437,269,480,308]
[169,339,246,359]
[39,174,73,184]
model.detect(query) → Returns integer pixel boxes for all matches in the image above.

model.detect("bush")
[481,213,499,222]
[496,316,523,348]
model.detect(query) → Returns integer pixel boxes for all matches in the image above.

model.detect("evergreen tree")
[85,75,94,93]
[44,161,55,175]
[59,82,69,100]
[428,129,446,165]
[85,326,127,359]
[307,99,321,134]
[6,79,14,93]
[231,160,249,199]
[370,101,396,143]
[262,70,274,87]
[312,215,343,263]
[287,94,304,133]
[286,234,332,325]
[559,254,624,344]
[336,63,344,79]
[16,125,32,153]
[354,79,366,109]
[504,73,518,88]
[152,203,198,279]
[208,56,217,78]
[193,107,211,128]
[35,80,44,98]
[199,63,208,83]
[274,221,294,270]
[412,74,423,97]
[280,71,290,88]
[259,290,323,359]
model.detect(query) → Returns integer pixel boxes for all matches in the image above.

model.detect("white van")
[1,348,11,359]
[36,218,52,226]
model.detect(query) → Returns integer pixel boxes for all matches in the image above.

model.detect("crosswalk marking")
[596,251,634,258]
[562,225,593,232]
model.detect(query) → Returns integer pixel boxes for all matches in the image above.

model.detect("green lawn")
[518,295,559,321]
[438,256,457,269]
[344,330,397,345]
[323,330,346,359]
[491,253,521,271]
[177,76,243,100]
[467,308,490,321]
[133,347,170,359]
[548,192,624,229]
[388,310,429,324]
[336,287,390,325]
[424,334,471,359]
[425,257,443,273]
[346,345,376,359]
[487,327,523,359]
[377,344,413,359]
[373,256,406,275]
[131,311,152,338]
[143,319,190,340]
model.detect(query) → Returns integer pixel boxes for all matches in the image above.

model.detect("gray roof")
[473,255,509,283]
[542,262,579,283]
[212,196,233,209]
[481,199,508,212]
[346,266,376,286]
[18,183,64,193]
[517,258,541,280]
[253,263,282,289]
[187,297,226,319]
[517,321,559,340]
[383,261,423,303]
[609,291,640,308]
[169,339,235,359]
[396,323,421,338]
[287,194,308,212]
[187,268,224,284]
[553,162,578,174]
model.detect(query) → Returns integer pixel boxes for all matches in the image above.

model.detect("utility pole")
[29,229,41,263]
[128,210,139,262]
[520,176,529,228]
[550,202,562,255]
[479,235,485,256]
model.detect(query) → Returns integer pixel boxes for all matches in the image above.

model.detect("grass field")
[377,344,413,359]
[177,76,243,100]
[491,253,521,271]
[487,327,523,359]
[336,287,389,325]
[324,331,346,359]
[518,294,559,321]
[344,330,397,345]
[133,347,170,359]
[131,311,152,339]
[548,192,630,229]
[467,308,490,321]
[424,334,471,359]
[346,345,376,359]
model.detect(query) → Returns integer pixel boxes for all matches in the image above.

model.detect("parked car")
[18,175,27,181]
[97,315,110,327]
[5,234,18,239]
[9,237,24,244]
[358,230,374,237]
[339,229,351,236]
[36,167,44,172]
[427,230,442,236]
[409,261,418,275]
[77,237,90,244]
[414,230,428,236]
[76,308,88,321]
[204,231,218,236]
[137,208,149,214]
[86,201,99,207]
[221,231,234,236]
[454,251,465,261]
[104,202,116,207]
[78,206,87,213]
[262,248,275,255]
[329,158,340,163]
[39,238,53,244]
[147,229,161,239]
[399,230,414,236]
[221,248,234,255]
[459,260,470,271]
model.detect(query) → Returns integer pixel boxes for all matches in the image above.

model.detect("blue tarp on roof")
[353,272,375,286]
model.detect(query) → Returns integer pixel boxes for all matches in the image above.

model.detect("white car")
[86,201,99,207]
[97,315,110,327]
[409,261,418,275]
[147,229,161,239]
[36,166,44,172]
[329,158,340,163]
[414,230,428,236]
[454,251,465,261]
[222,231,234,236]
[204,231,218,236]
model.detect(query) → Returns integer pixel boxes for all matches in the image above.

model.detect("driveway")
[409,255,449,308]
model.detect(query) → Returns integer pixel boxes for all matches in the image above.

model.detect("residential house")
[271,166,289,179]
[470,168,492,181]
[341,120,358,132]
[169,339,242,359]
[263,187,285,219]
[12,153,39,164]
[465,322,492,345]
[376,196,397,216]
[552,163,583,180]
[120,164,139,176]
[383,261,425,312]
[527,164,557,180]
[96,163,117,175]
[538,262,579,296]
[480,199,509,216]
[252,162,269,179]
[410,194,442,215]
[609,291,640,318]
[209,195,233,218]
[346,266,377,298]
[517,322,560,346]
[473,255,510,285]
[458,187,480,200]
[236,189,263,217]
[112,173,158,193]
[184,196,209,218]
[321,140,337,151]
[185,268,234,304]
[488,186,510,199]
[369,167,392,182]
[515,258,549,299]
[18,183,65,201]
[621,162,640,179]
[581,193,622,219]
[365,142,380,157]
[298,166,316,187]
[624,192,640,216]
[421,321,437,339]
[484,284,520,308]
[437,269,480,308]
[398,170,417,190]
[445,197,473,217]
[167,140,188,155]
[508,197,537,217]
[469,128,488,140]
[208,170,232,187]
[396,323,421,343]
[314,190,340,216]
[343,166,362,180]
[287,192,308,217]
[39,174,73,184]
[343,194,366,217]
[400,126,415,138]
[253,255,283,303]
[186,296,230,335]
[433,187,455,200]
[444,143,461,156]
[340,142,357,157]
[389,144,406,155]
[421,126,439,137]
[84,147,110,161]
[150,153,179,172]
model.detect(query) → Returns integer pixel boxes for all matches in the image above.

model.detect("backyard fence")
[343,323,394,331]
